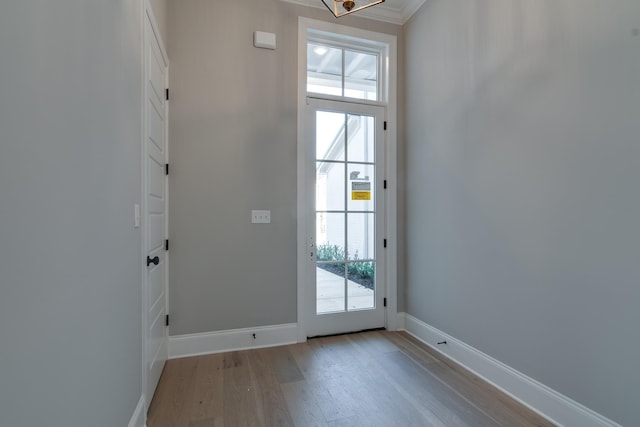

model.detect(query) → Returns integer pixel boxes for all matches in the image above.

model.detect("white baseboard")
[128,394,146,427]
[398,313,621,427]
[169,323,299,359]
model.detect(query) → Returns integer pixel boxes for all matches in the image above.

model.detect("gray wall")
[0,2,143,426]
[404,1,640,425]
[167,0,403,335]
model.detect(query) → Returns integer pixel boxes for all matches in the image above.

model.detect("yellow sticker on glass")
[352,191,371,200]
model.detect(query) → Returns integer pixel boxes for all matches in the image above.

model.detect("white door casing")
[143,3,169,409]
[297,18,398,341]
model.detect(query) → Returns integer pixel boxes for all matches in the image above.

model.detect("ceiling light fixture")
[313,46,328,55]
[321,0,385,18]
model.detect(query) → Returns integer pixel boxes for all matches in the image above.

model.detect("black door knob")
[147,256,160,267]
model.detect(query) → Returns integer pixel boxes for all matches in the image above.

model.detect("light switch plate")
[251,210,271,224]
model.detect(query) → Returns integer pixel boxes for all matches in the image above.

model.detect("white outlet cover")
[251,210,271,223]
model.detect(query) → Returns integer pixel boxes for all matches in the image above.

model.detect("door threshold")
[307,327,386,340]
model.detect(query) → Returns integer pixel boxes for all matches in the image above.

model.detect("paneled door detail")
[305,99,385,337]
[144,8,168,408]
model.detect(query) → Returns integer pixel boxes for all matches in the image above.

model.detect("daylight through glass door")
[315,110,376,314]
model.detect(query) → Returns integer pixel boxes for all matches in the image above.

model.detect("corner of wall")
[401,313,622,427]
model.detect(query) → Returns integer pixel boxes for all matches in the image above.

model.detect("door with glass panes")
[305,98,385,337]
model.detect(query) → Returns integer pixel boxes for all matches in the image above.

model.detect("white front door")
[143,8,168,407]
[304,98,386,337]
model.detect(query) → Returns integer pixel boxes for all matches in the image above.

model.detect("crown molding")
[281,0,425,25]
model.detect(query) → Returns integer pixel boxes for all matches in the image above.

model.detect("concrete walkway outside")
[316,267,374,313]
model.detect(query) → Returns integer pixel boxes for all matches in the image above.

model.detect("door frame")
[141,0,169,411]
[296,17,398,341]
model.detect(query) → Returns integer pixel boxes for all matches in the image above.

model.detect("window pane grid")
[308,43,379,101]
[314,108,377,314]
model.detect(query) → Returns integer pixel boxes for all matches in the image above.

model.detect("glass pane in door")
[316,111,346,160]
[347,163,375,212]
[347,213,375,261]
[316,213,345,314]
[315,109,377,315]
[316,162,345,211]
[346,114,375,162]
[316,213,345,260]
[347,261,375,311]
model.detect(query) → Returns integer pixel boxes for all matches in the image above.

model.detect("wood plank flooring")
[147,331,554,427]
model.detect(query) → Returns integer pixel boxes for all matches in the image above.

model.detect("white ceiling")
[281,0,426,25]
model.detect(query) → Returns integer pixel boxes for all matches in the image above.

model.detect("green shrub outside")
[316,243,375,289]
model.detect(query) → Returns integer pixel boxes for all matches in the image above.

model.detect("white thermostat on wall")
[254,31,276,50]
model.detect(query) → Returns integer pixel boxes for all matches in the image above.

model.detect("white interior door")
[143,8,168,408]
[304,98,386,337]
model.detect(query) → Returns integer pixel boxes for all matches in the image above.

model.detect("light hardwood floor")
[147,331,554,427]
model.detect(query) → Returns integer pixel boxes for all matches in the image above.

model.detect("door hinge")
[165,239,169,251]
[384,239,387,248]
[383,180,387,189]
[165,88,170,101]
[165,163,169,176]
[383,121,387,131]
[165,314,170,326]
[384,298,387,307]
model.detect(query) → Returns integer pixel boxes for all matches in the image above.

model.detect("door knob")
[147,256,159,267]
